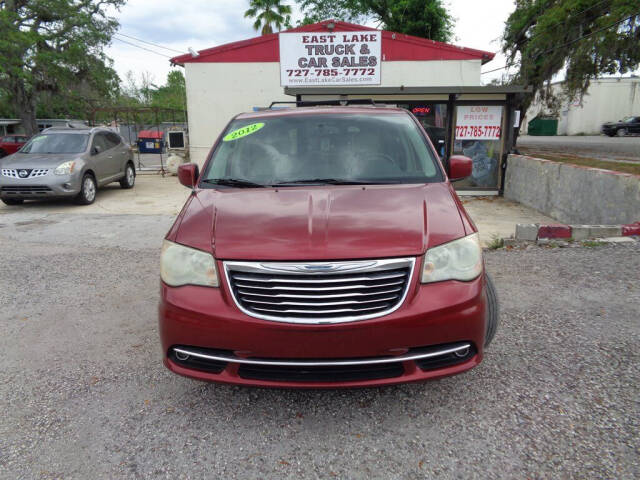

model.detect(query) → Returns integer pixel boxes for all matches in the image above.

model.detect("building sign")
[411,106,432,115]
[455,105,503,140]
[279,31,381,86]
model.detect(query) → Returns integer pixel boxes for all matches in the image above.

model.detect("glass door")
[451,104,505,189]
[397,103,449,158]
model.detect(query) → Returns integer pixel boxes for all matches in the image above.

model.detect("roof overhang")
[285,85,532,96]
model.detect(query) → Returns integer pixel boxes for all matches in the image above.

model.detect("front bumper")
[158,263,487,388]
[0,171,81,198]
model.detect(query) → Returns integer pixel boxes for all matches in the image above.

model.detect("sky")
[104,0,517,88]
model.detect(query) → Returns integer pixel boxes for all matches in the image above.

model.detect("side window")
[106,132,121,149]
[91,133,109,154]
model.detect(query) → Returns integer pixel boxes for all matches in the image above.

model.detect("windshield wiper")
[202,178,265,188]
[274,178,390,186]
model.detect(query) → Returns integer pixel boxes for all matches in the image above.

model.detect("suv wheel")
[2,197,24,206]
[120,163,135,189]
[75,173,97,205]
[0,149,6,158]
[485,274,499,347]
[617,128,628,137]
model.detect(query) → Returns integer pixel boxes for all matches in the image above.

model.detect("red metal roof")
[171,20,494,65]
[138,130,164,139]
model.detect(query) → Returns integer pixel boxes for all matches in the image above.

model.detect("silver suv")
[0,126,135,206]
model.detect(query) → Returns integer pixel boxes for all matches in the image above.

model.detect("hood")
[0,153,81,168]
[171,183,469,261]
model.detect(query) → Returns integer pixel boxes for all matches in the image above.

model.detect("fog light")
[63,183,72,189]
[454,346,470,358]
[175,350,190,361]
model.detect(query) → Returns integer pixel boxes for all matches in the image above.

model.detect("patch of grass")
[519,152,640,176]
[581,240,606,248]
[487,235,504,250]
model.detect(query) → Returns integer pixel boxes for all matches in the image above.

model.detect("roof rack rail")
[266,99,377,109]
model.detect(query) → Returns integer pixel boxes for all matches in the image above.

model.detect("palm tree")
[244,0,292,35]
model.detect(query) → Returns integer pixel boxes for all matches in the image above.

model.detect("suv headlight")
[421,233,482,283]
[54,161,75,175]
[160,240,219,287]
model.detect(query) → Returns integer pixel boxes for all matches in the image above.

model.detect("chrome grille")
[224,258,415,324]
[30,169,49,178]
[1,168,49,178]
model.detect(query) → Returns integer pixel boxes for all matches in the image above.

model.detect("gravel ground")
[1,212,639,479]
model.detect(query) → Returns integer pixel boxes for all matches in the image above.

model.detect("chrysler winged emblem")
[262,261,378,273]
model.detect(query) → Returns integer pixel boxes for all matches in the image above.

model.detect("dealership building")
[171,20,526,193]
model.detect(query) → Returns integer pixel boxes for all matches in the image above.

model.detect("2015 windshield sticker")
[223,123,265,141]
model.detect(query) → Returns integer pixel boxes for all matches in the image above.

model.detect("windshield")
[20,133,89,154]
[202,113,442,186]
[623,116,637,123]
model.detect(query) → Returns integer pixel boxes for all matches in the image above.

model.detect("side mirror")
[91,146,101,155]
[448,155,473,182]
[178,163,199,188]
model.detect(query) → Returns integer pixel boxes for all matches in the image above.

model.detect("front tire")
[617,128,628,137]
[0,149,6,158]
[2,197,24,206]
[120,163,135,189]
[484,274,499,347]
[75,173,97,205]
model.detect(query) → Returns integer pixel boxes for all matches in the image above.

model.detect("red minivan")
[0,135,29,157]
[159,106,498,388]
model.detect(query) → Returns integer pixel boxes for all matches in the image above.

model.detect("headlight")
[421,233,482,283]
[54,161,75,175]
[160,240,219,287]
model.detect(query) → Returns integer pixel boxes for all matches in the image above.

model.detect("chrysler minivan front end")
[158,106,498,388]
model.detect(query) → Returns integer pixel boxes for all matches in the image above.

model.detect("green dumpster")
[528,116,558,136]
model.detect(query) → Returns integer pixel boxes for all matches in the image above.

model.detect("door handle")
[107,155,113,159]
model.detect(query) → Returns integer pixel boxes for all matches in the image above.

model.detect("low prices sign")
[279,31,381,86]
[455,106,503,140]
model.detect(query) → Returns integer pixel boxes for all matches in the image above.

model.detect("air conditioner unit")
[167,130,187,150]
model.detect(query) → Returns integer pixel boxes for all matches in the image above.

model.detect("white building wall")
[522,78,640,135]
[185,62,289,167]
[185,59,483,167]
[380,60,482,87]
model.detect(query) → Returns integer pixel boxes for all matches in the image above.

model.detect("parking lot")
[1,203,638,478]
[518,135,640,163]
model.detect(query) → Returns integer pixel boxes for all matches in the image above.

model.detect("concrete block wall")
[504,155,640,224]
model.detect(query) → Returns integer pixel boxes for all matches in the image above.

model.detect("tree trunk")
[11,79,38,136]
[512,93,534,149]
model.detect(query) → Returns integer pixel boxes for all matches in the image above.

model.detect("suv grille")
[1,185,52,194]
[224,258,414,324]
[1,168,49,178]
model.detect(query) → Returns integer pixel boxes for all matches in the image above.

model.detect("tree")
[151,70,187,120]
[245,0,293,35]
[501,0,640,132]
[297,0,454,42]
[0,0,124,135]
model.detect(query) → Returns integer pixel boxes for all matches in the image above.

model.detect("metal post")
[155,108,165,176]
[444,94,456,173]
[500,95,515,196]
